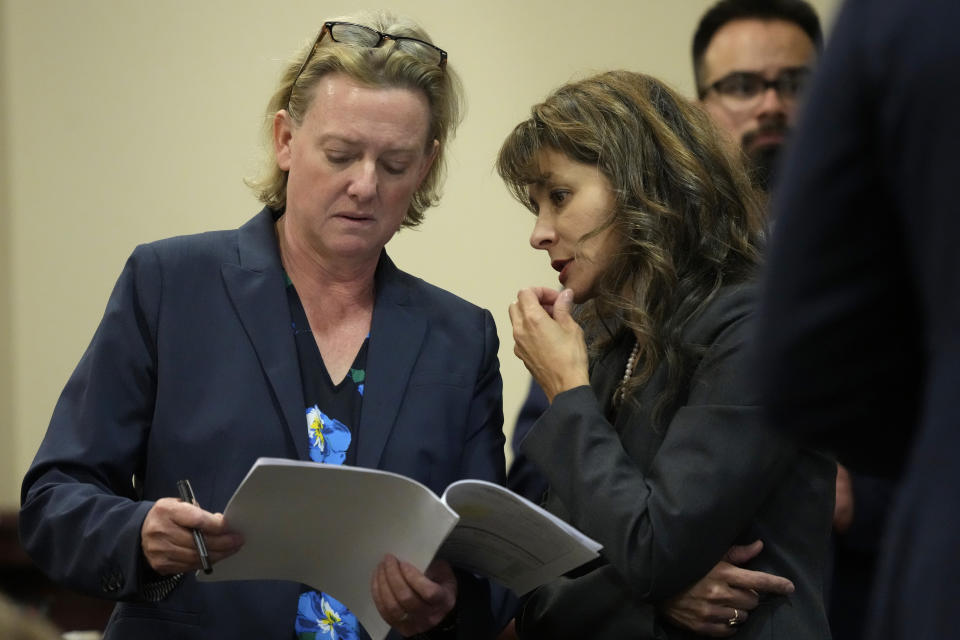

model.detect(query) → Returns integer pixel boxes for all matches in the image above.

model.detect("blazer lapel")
[357,253,427,469]
[222,208,309,461]
[599,333,669,468]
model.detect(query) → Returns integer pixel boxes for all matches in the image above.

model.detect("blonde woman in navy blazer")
[20,12,504,640]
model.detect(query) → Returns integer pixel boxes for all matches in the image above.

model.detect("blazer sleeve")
[450,309,508,640]
[515,566,661,640]
[20,244,162,600]
[506,380,550,504]
[456,309,506,486]
[520,307,798,600]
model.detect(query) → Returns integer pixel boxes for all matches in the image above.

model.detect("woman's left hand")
[658,541,794,637]
[371,554,457,636]
[508,287,590,402]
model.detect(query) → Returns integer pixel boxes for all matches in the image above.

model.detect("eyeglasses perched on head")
[290,21,447,93]
[699,67,811,109]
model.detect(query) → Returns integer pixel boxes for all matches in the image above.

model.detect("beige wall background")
[0,0,839,507]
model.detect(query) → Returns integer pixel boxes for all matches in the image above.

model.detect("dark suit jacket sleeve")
[20,245,162,599]
[453,309,508,639]
[520,301,797,602]
[515,567,663,640]
[458,309,506,485]
[506,379,550,503]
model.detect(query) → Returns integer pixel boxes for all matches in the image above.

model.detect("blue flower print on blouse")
[306,405,352,465]
[296,590,363,640]
[349,368,365,396]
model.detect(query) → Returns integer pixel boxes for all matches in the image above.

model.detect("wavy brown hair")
[247,10,464,228]
[497,70,765,420]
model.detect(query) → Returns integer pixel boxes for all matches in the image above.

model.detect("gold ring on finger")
[728,608,741,626]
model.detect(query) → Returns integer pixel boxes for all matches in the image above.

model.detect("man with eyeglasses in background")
[693,0,819,192]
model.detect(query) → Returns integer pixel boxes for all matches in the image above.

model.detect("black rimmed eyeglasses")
[290,21,447,95]
[699,67,811,108]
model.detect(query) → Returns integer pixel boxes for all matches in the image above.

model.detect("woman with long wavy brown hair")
[501,70,834,639]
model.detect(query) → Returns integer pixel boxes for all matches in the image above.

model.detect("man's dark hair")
[692,0,822,90]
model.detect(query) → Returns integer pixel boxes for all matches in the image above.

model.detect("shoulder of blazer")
[682,280,759,347]
[132,207,280,274]
[375,251,489,321]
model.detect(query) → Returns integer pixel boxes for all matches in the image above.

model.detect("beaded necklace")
[618,338,640,403]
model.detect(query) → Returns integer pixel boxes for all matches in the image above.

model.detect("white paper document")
[199,457,601,640]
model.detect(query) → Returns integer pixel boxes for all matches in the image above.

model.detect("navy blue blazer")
[20,207,505,639]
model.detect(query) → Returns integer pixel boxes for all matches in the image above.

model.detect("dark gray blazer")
[19,207,505,640]
[515,283,834,639]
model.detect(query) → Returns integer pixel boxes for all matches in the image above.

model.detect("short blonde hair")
[248,11,464,228]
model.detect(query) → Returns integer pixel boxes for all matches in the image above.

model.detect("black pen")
[177,479,213,574]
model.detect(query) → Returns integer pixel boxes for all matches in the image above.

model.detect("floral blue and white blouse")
[286,275,371,640]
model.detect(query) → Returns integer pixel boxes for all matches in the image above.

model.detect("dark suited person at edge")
[499,70,834,639]
[19,11,505,640]
[757,0,960,637]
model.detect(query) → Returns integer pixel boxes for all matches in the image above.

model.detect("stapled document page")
[198,457,601,639]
